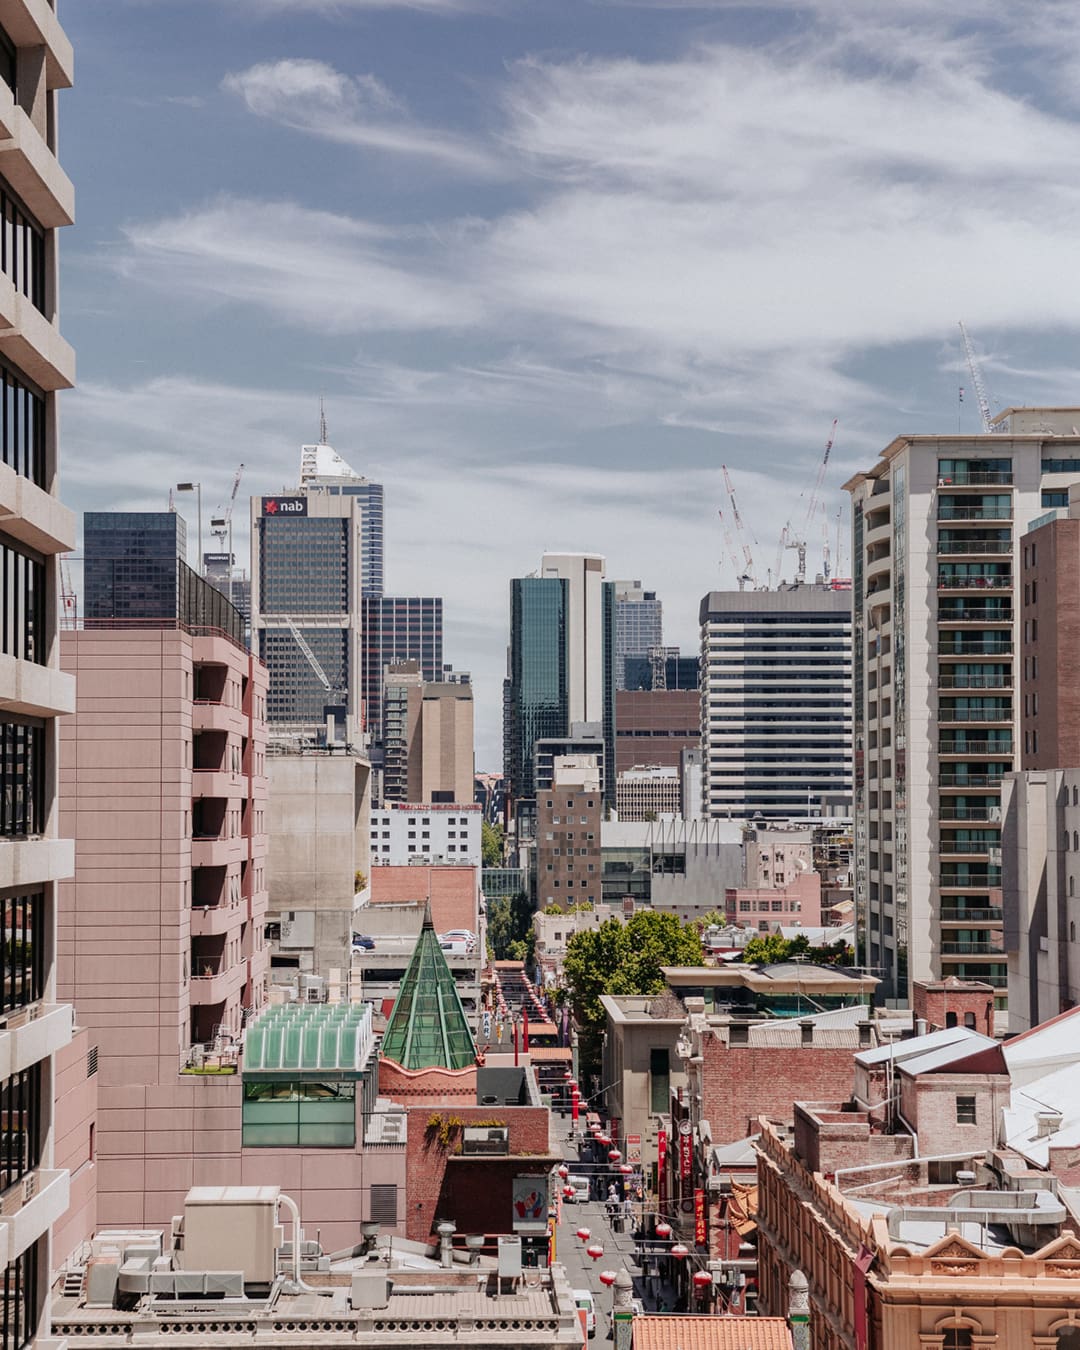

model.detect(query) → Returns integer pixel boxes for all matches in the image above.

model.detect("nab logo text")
[262,497,307,517]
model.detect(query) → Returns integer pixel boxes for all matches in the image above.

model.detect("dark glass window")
[649,1047,670,1114]
[1043,490,1069,509]
[0,892,42,1017]
[1,1241,38,1350]
[0,1065,41,1191]
[0,362,44,488]
[0,538,43,664]
[0,180,44,313]
[0,718,45,838]
[0,25,13,99]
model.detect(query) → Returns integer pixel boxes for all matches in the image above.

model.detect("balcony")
[937,608,1013,625]
[938,838,999,856]
[937,471,1014,486]
[940,908,1003,924]
[939,806,1000,822]
[191,769,245,799]
[189,959,245,1007]
[940,941,1003,955]
[190,835,244,868]
[939,740,1013,757]
[936,538,1012,555]
[938,707,1012,724]
[937,505,1014,522]
[940,874,1002,891]
[938,639,1012,657]
[0,1003,71,1080]
[938,673,1011,690]
[192,700,244,735]
[0,1169,68,1261]
[938,772,1006,788]
[937,575,1012,591]
[190,904,243,938]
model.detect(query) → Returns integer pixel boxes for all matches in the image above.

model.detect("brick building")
[614,689,700,776]
[1020,491,1080,770]
[535,756,602,907]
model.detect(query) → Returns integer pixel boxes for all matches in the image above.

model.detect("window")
[739,902,751,912]
[0,1065,41,1191]
[0,718,45,838]
[0,892,42,1018]
[242,1080,356,1147]
[0,538,44,665]
[649,1048,670,1113]
[941,1329,973,1350]
[1,1242,38,1350]
[0,360,45,487]
[956,1095,977,1124]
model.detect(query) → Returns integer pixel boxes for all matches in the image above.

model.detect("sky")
[60,0,1080,768]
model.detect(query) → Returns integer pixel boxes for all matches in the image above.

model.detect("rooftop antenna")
[319,395,328,446]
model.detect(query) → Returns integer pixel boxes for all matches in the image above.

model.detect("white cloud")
[223,59,501,175]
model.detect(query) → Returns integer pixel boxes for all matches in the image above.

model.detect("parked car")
[440,929,477,952]
[351,934,376,950]
[572,1289,596,1338]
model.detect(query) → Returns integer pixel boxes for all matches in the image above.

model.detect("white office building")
[699,587,853,822]
[369,803,482,865]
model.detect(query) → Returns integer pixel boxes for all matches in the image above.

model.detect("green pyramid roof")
[380,904,476,1071]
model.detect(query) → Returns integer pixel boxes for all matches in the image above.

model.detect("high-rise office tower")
[0,4,77,1332]
[613,580,662,691]
[250,482,363,741]
[504,553,615,812]
[203,551,251,644]
[360,595,443,737]
[845,408,1080,1007]
[299,441,384,598]
[699,587,852,820]
[84,511,186,620]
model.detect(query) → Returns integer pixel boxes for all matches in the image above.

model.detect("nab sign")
[262,497,307,517]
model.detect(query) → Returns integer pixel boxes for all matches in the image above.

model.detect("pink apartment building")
[58,624,272,1222]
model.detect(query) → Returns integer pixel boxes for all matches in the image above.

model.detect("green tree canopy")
[563,910,703,1036]
[740,933,853,967]
[481,820,505,868]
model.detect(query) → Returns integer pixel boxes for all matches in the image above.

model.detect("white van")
[566,1174,590,1203]
[573,1289,596,1338]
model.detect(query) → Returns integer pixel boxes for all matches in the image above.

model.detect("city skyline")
[56,1,1080,768]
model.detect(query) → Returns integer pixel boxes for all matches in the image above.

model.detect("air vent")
[87,1046,98,1078]
[369,1184,397,1226]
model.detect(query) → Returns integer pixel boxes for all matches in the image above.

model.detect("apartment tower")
[699,586,853,820]
[845,408,1080,1007]
[0,1,76,1337]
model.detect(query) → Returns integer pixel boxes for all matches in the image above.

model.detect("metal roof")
[855,1025,994,1068]
[242,1003,375,1079]
[380,904,476,1071]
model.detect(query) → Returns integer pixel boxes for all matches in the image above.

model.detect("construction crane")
[208,464,245,596]
[777,419,838,586]
[717,506,744,587]
[958,321,997,433]
[59,554,76,626]
[278,616,339,696]
[721,465,758,588]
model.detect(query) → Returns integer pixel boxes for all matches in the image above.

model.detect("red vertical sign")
[657,1129,667,1209]
[694,1189,706,1245]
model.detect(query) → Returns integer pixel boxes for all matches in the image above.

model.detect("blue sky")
[60,0,1080,767]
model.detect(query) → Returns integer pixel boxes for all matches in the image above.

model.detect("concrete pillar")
[613,1268,634,1350]
[788,1268,810,1350]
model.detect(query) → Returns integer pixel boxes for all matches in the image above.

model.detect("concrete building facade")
[615,765,681,821]
[699,586,852,821]
[266,744,371,980]
[0,6,78,1335]
[614,688,700,777]
[845,410,1080,1005]
[406,678,474,805]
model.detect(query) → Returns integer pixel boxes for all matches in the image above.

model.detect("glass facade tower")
[84,511,187,621]
[505,577,568,806]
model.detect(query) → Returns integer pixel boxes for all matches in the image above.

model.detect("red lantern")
[655,1221,672,1239]
[576,1227,591,1241]
[693,1271,713,1291]
[670,1243,690,1259]
[586,1243,604,1261]
[608,1149,622,1162]
[563,1186,575,1199]
[619,1163,633,1175]
[598,1270,617,1287]
[557,1164,569,1179]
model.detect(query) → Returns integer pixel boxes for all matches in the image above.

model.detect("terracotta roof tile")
[632,1315,793,1350]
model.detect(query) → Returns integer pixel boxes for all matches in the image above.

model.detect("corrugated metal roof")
[855,1025,993,1068]
[632,1315,792,1350]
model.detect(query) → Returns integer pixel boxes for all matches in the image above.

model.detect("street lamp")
[175,482,202,569]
